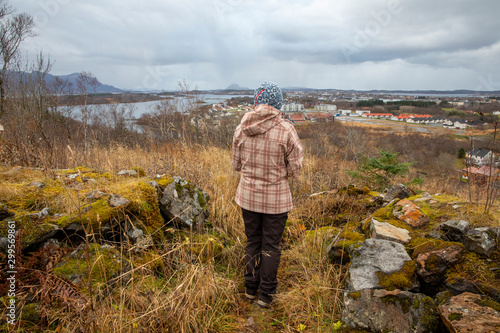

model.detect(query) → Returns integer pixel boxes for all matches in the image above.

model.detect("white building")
[314,104,337,112]
[336,109,352,116]
[281,103,304,112]
[355,110,371,116]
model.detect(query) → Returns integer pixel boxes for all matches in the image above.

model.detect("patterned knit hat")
[254,81,283,110]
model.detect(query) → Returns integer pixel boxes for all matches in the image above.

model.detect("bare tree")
[76,71,99,160]
[0,0,36,117]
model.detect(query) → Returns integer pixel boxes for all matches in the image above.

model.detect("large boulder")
[342,289,440,333]
[348,239,416,292]
[438,292,500,333]
[159,176,210,229]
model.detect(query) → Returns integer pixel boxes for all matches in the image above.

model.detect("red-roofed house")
[365,113,393,119]
[289,114,308,123]
[462,165,500,184]
[306,113,334,122]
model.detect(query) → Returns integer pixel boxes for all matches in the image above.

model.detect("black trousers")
[242,208,288,295]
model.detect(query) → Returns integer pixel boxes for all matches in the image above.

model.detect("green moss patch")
[53,243,129,289]
[474,297,500,312]
[446,252,498,289]
[447,312,463,321]
[182,233,225,261]
[376,260,417,291]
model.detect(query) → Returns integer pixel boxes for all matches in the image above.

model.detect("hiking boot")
[245,288,257,300]
[257,294,273,308]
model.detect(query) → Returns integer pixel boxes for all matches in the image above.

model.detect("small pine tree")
[348,150,414,190]
[458,147,466,159]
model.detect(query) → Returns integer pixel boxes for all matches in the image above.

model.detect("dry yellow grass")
[2,138,500,332]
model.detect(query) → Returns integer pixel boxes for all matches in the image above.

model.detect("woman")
[232,81,304,308]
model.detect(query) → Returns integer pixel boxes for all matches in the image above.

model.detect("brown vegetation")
[1,58,500,332]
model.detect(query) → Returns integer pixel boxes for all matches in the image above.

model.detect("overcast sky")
[14,0,500,91]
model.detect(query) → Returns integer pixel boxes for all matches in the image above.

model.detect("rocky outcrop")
[438,292,500,333]
[343,289,440,333]
[0,168,208,253]
[335,188,500,332]
[159,176,210,229]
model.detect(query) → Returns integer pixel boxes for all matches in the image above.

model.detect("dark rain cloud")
[14,0,500,90]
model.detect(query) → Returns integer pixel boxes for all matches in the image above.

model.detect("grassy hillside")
[1,120,500,332]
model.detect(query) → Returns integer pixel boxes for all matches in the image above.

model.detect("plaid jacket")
[232,104,304,214]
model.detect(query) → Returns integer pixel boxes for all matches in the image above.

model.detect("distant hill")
[7,71,123,94]
[43,72,123,93]
[225,83,249,90]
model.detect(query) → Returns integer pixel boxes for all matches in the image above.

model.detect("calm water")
[66,94,252,119]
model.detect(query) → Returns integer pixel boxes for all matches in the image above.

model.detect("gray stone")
[117,169,138,176]
[126,225,153,250]
[148,180,162,197]
[67,173,79,180]
[463,227,497,257]
[342,289,440,333]
[348,238,412,292]
[0,237,7,252]
[440,220,470,242]
[383,183,413,202]
[109,194,130,208]
[159,177,210,228]
[414,192,433,202]
[30,207,49,219]
[86,190,107,201]
[28,181,45,188]
[370,218,411,244]
[425,229,446,240]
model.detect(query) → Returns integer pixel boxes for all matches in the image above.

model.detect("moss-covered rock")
[0,172,167,250]
[53,243,130,290]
